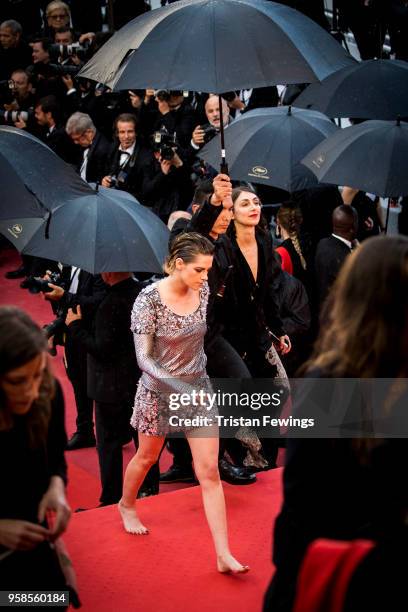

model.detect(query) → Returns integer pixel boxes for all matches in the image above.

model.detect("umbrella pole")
[107,0,115,31]
[385,197,391,234]
[218,95,229,174]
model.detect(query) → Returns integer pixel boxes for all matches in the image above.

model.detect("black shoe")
[66,432,96,451]
[219,459,257,485]
[160,465,196,483]
[20,278,30,289]
[5,266,27,279]
[137,483,160,499]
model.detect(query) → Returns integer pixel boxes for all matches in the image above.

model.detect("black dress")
[0,380,68,591]
[264,369,408,612]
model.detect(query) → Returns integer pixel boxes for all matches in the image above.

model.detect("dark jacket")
[314,235,351,306]
[68,277,141,403]
[106,141,151,200]
[80,130,113,184]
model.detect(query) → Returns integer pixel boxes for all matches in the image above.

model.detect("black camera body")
[201,122,218,143]
[49,42,90,62]
[153,129,178,161]
[22,271,61,294]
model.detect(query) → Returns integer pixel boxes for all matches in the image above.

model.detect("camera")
[21,272,61,294]
[154,89,189,102]
[201,123,218,143]
[49,42,90,62]
[48,63,81,77]
[190,159,213,186]
[153,129,178,161]
[0,109,33,125]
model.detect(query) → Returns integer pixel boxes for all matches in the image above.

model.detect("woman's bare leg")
[119,432,165,535]
[186,428,249,573]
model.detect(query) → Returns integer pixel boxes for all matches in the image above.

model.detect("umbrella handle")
[384,198,391,235]
[218,95,229,175]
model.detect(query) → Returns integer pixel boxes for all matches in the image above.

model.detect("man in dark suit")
[101,113,150,201]
[32,95,80,164]
[314,205,358,308]
[65,111,113,183]
[44,267,107,450]
[65,271,159,505]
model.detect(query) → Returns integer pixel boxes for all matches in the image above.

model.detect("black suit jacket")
[44,127,81,165]
[68,277,141,403]
[314,235,351,306]
[106,142,151,200]
[82,130,113,184]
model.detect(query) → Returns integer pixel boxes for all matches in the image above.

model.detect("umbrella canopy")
[15,186,169,274]
[0,126,93,249]
[0,126,92,209]
[294,59,408,120]
[200,106,338,192]
[301,119,408,197]
[79,0,354,92]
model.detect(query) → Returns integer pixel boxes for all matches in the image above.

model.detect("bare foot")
[217,554,250,574]
[118,500,149,535]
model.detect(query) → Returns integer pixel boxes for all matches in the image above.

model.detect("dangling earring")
[275,224,281,238]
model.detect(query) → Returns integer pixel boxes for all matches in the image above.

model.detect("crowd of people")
[1,0,407,610]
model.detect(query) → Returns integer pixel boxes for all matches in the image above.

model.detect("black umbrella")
[294,59,408,120]
[14,186,169,274]
[200,106,338,192]
[0,126,93,249]
[302,119,408,231]
[80,0,352,91]
[79,0,353,171]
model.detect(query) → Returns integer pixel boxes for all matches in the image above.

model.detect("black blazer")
[82,130,113,184]
[314,235,351,306]
[68,277,141,403]
[106,142,151,200]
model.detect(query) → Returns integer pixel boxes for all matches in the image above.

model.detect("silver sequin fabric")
[130,281,214,435]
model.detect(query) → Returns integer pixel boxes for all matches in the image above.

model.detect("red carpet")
[65,469,283,612]
[1,247,283,611]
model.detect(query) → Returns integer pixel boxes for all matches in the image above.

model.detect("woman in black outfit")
[0,307,72,595]
[264,235,408,612]
[226,187,291,376]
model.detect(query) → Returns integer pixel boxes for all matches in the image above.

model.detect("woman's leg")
[186,428,249,573]
[118,432,165,534]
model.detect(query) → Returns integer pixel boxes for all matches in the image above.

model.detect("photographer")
[43,267,107,451]
[0,70,36,130]
[190,95,231,152]
[153,89,198,149]
[141,129,192,223]
[0,20,32,80]
[187,95,231,185]
[101,113,150,201]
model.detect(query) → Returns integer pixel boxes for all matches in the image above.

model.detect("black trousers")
[65,339,94,436]
[95,398,159,505]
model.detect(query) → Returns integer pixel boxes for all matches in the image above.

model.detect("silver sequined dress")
[130,281,213,435]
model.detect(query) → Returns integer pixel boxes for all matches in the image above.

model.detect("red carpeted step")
[65,469,283,612]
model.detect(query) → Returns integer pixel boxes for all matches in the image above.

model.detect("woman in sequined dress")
[118,233,249,574]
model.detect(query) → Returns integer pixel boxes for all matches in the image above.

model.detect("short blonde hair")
[46,1,70,18]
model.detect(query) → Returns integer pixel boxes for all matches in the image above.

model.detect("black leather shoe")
[219,459,257,485]
[66,432,96,451]
[160,465,196,483]
[137,485,160,499]
[5,266,27,279]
